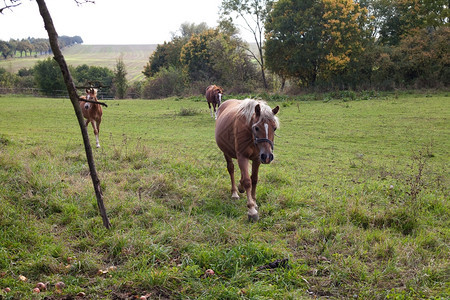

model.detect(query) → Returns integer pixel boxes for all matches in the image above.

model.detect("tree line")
[0,57,128,99]
[142,0,449,97]
[141,22,260,98]
[1,0,448,99]
[0,35,82,59]
[263,0,449,90]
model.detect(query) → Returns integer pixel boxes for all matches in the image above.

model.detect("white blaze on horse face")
[264,123,269,139]
[218,93,222,103]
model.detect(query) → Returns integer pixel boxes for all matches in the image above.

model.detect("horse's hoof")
[231,195,240,200]
[248,213,259,222]
[238,185,244,193]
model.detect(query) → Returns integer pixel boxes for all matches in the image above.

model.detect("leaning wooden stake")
[36,0,111,229]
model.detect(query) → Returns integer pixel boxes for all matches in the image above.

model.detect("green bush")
[142,66,185,99]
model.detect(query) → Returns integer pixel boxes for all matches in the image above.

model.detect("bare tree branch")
[78,97,108,107]
[0,2,21,14]
[73,0,95,6]
[221,0,272,89]
[1,0,94,13]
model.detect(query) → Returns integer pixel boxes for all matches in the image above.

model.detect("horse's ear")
[255,104,261,117]
[272,106,279,115]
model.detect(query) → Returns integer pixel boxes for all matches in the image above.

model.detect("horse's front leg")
[251,160,260,201]
[92,120,100,148]
[237,155,258,221]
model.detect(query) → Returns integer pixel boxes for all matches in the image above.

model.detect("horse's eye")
[254,127,259,132]
[274,127,277,131]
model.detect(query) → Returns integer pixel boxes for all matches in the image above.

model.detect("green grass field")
[0,44,157,82]
[0,92,448,299]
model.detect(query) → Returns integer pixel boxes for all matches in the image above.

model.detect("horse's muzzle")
[260,153,274,164]
[255,138,274,164]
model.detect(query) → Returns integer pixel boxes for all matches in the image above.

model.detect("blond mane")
[237,99,280,128]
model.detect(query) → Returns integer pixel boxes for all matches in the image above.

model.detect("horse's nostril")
[261,153,267,162]
[269,154,274,162]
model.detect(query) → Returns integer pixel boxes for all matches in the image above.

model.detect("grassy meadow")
[0,91,448,299]
[0,44,157,82]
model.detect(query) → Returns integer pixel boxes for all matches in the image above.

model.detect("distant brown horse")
[80,88,102,148]
[215,99,280,221]
[205,85,224,119]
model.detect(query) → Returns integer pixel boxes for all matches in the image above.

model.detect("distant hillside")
[0,44,157,82]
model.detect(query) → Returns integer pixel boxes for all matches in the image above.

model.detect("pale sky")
[0,0,252,44]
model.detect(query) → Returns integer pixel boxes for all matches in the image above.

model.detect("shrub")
[142,67,185,99]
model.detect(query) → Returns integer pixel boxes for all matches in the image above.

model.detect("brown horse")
[205,85,224,119]
[215,99,280,221]
[80,88,102,148]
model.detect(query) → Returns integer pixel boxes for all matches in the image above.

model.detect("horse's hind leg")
[208,102,213,118]
[224,154,239,199]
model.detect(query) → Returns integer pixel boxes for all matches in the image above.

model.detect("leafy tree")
[73,64,90,82]
[33,40,50,55]
[143,38,185,77]
[221,0,274,89]
[391,27,450,87]
[144,21,256,93]
[113,57,128,99]
[16,39,32,57]
[143,23,210,78]
[421,0,450,29]
[8,39,18,57]
[33,57,66,95]
[179,27,257,89]
[0,41,12,59]
[320,0,368,79]
[265,0,324,86]
[177,22,210,39]
[265,0,367,87]
[73,64,114,87]
[361,0,449,46]
[58,35,83,48]
[180,29,218,82]
[208,32,257,89]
